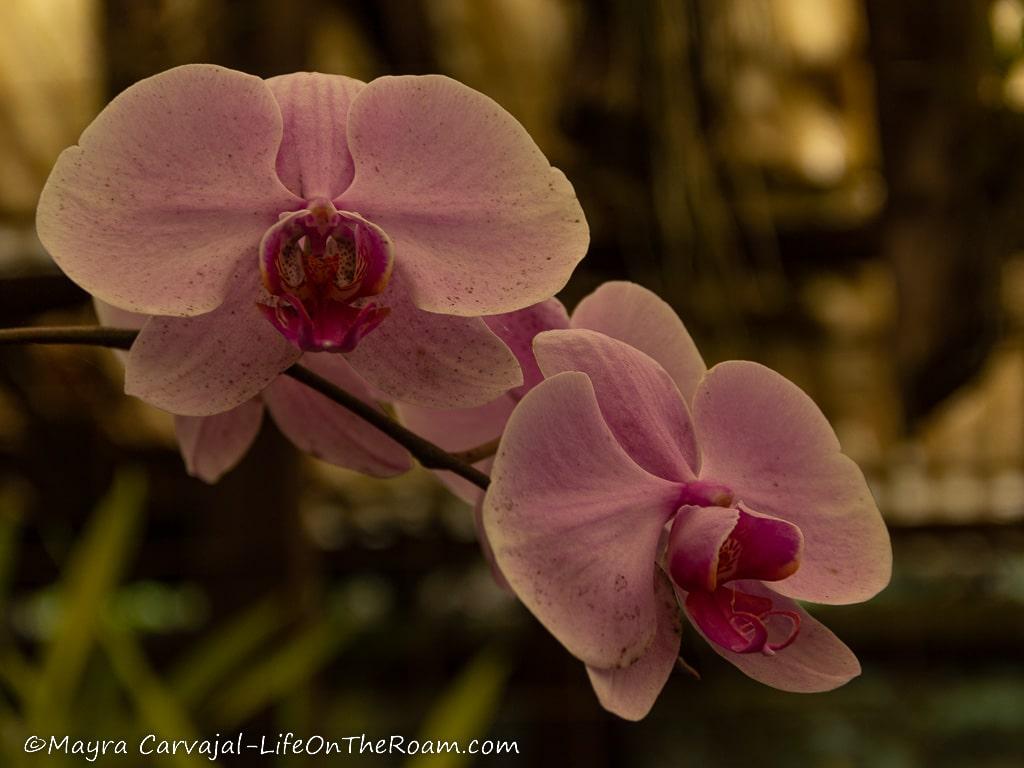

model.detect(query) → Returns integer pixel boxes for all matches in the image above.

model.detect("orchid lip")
[666,503,806,656]
[685,585,802,656]
[258,199,394,353]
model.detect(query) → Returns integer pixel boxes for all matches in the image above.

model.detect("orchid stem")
[283,365,491,488]
[450,437,500,465]
[0,324,491,490]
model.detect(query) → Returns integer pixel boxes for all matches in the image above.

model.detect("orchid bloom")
[37,64,588,420]
[481,296,892,720]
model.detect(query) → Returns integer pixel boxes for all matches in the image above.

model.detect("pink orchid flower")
[95,300,409,481]
[37,64,588,418]
[400,283,706,584]
[481,305,892,720]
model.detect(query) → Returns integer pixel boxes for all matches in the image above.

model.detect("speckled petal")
[125,269,301,416]
[586,570,682,721]
[345,269,521,408]
[684,580,861,692]
[483,372,682,669]
[264,352,411,476]
[37,64,298,316]
[693,361,892,604]
[336,75,588,316]
[484,298,570,399]
[175,399,264,483]
[571,281,707,401]
[534,329,698,482]
[266,73,365,200]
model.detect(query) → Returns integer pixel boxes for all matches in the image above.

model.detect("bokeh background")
[2,1,1024,766]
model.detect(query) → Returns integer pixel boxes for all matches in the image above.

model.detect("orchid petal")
[571,281,706,401]
[264,352,411,477]
[586,570,682,721]
[125,270,300,416]
[485,298,570,399]
[346,269,521,408]
[473,499,511,591]
[693,361,892,604]
[534,329,698,482]
[175,399,264,483]
[37,64,297,316]
[266,73,365,200]
[685,580,861,692]
[483,372,681,669]
[336,75,588,316]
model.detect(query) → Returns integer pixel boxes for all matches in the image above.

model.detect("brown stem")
[450,436,501,465]
[0,325,490,490]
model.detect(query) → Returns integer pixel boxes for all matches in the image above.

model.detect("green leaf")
[28,471,146,731]
[100,621,208,768]
[170,596,286,707]
[406,647,510,768]
[208,614,360,727]
[0,645,39,705]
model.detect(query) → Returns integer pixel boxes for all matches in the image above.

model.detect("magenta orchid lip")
[257,201,394,352]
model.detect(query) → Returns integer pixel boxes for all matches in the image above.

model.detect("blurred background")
[2,0,1024,766]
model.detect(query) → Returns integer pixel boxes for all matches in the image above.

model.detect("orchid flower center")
[257,199,394,352]
[667,495,804,656]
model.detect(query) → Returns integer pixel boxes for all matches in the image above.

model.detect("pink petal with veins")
[346,268,521,408]
[485,298,569,399]
[572,281,706,401]
[37,64,297,316]
[586,570,682,721]
[483,372,681,669]
[336,75,588,316]
[534,329,698,482]
[125,268,300,416]
[266,73,365,199]
[175,399,265,483]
